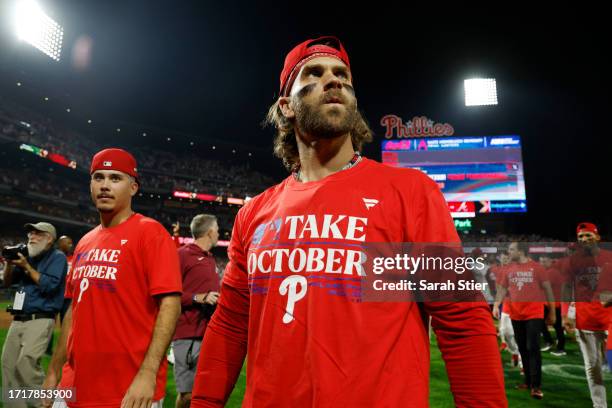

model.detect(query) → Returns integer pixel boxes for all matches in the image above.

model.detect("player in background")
[43,148,182,408]
[491,251,521,368]
[190,36,506,407]
[493,241,555,399]
[562,222,611,408]
[538,254,566,356]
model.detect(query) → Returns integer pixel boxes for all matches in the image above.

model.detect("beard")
[27,240,49,258]
[293,87,358,140]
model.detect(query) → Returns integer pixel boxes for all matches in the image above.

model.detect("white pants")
[576,329,607,408]
[500,312,520,355]
[52,398,164,408]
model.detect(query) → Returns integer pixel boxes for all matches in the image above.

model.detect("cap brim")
[24,223,39,231]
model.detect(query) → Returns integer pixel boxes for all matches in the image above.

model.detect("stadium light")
[464,78,498,106]
[14,0,64,61]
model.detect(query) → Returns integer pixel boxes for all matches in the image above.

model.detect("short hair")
[190,214,217,239]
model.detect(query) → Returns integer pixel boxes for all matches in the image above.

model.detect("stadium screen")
[381,136,527,213]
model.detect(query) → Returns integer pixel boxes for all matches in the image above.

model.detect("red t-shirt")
[500,260,549,321]
[60,213,182,407]
[191,158,506,407]
[562,248,612,331]
[544,265,563,308]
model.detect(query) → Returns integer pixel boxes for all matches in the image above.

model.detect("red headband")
[576,222,598,235]
[279,36,351,97]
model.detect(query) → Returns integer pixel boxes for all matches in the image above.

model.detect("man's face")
[208,221,219,247]
[499,253,509,266]
[539,256,552,268]
[577,231,599,248]
[507,243,521,262]
[27,230,52,257]
[90,170,138,214]
[284,56,358,141]
[58,237,73,255]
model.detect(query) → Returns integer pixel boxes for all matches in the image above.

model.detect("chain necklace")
[294,151,362,182]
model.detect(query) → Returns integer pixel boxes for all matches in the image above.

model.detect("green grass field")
[1,327,610,407]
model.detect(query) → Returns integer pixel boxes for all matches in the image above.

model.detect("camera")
[2,244,29,261]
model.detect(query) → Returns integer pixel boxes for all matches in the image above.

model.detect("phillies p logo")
[279,275,307,324]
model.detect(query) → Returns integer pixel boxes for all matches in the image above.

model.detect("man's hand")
[546,309,556,326]
[11,253,30,269]
[41,371,59,408]
[121,370,156,408]
[194,291,220,305]
[204,291,219,305]
[172,222,180,237]
[563,317,575,334]
[492,303,500,320]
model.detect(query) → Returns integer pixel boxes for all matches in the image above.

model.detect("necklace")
[294,151,362,182]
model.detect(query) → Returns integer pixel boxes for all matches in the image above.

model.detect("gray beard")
[27,241,47,258]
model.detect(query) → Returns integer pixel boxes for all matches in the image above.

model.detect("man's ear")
[278,97,295,120]
[130,182,139,197]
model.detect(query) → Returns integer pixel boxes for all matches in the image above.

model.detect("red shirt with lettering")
[191,158,506,407]
[60,213,182,407]
[500,260,549,320]
[562,248,612,331]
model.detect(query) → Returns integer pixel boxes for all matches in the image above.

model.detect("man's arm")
[561,282,576,332]
[492,284,508,320]
[42,306,72,407]
[3,261,16,287]
[191,281,249,408]
[412,180,507,407]
[121,293,181,408]
[12,252,66,293]
[191,206,250,408]
[541,281,556,325]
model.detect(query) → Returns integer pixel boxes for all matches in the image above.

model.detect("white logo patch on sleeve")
[362,198,379,210]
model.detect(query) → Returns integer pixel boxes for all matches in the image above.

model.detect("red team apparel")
[192,158,506,407]
[500,260,549,321]
[60,213,182,407]
[563,249,612,331]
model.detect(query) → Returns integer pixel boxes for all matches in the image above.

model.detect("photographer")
[1,222,67,402]
[173,214,220,408]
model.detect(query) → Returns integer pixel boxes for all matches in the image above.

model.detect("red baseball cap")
[279,36,351,97]
[90,148,139,181]
[576,222,598,235]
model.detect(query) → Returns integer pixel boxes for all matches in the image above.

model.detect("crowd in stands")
[0,97,276,198]
[459,231,563,244]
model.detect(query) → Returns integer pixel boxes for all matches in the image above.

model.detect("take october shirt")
[562,249,612,331]
[61,213,182,407]
[500,260,549,320]
[192,157,506,408]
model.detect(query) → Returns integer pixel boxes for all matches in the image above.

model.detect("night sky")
[0,1,609,240]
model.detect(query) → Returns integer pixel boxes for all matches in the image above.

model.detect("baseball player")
[190,36,506,407]
[493,242,555,399]
[562,222,612,408]
[43,148,182,408]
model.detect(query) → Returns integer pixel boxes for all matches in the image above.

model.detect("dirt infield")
[0,310,12,329]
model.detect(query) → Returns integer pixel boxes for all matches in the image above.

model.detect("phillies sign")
[381,115,454,139]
